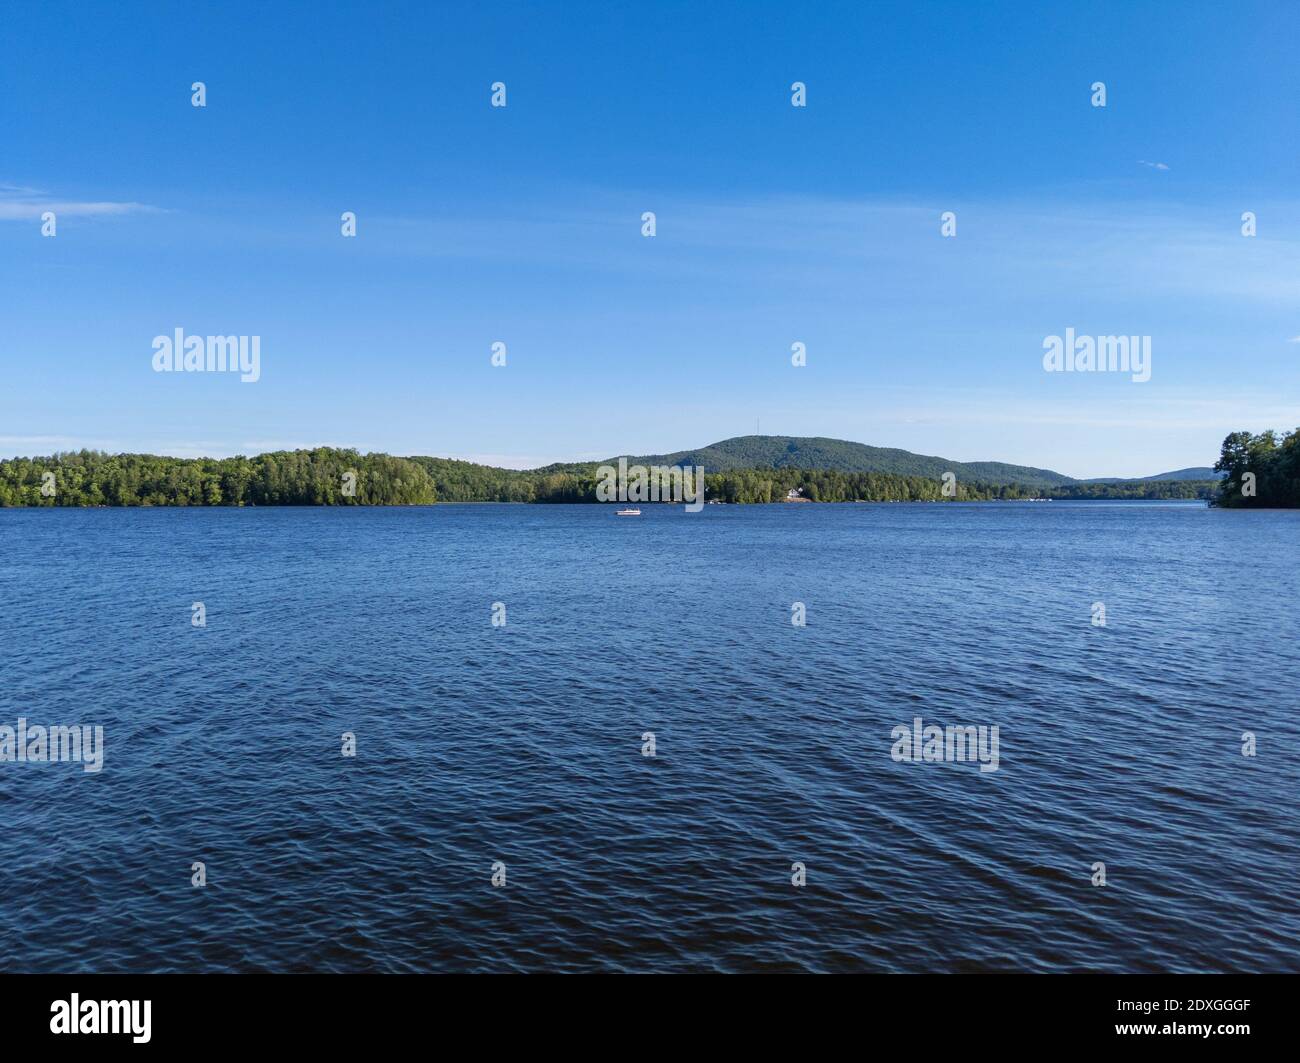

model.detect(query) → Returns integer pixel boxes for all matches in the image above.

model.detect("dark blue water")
[1,502,1297,972]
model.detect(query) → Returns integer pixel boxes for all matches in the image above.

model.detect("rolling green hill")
[1083,467,1221,483]
[577,435,1076,488]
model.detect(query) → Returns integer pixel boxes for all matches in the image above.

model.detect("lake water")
[1,502,1297,972]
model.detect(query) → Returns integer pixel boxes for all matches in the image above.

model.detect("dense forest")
[1213,428,1300,507]
[0,447,1218,507]
[1043,480,1214,500]
[701,468,1213,502]
[0,449,437,506]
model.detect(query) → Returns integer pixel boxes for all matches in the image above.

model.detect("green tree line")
[1213,428,1300,507]
[0,447,1220,507]
[0,449,436,506]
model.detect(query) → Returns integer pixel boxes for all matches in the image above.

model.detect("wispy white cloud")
[0,185,161,221]
[442,452,574,469]
[1138,160,1170,171]
[238,440,339,454]
[355,190,1300,310]
[0,434,88,451]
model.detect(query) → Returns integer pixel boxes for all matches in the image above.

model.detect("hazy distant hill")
[581,435,1077,488]
[1082,467,1222,484]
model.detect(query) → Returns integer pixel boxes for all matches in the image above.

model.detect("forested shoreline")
[0,447,1220,507]
[1212,428,1300,508]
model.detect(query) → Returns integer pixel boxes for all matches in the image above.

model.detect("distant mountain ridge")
[1082,467,1222,483]
[546,436,1212,488]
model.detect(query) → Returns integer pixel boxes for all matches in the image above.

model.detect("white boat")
[616,508,641,516]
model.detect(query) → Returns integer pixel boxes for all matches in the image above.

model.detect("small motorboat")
[616,508,641,516]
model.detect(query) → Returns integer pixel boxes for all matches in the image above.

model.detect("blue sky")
[2,0,1297,476]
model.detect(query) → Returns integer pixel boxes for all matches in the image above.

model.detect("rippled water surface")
[1,502,1297,972]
